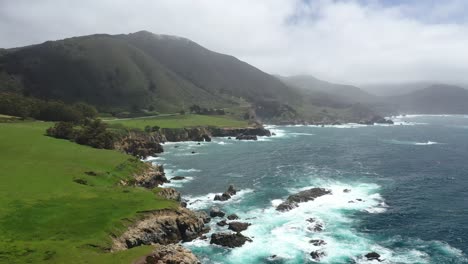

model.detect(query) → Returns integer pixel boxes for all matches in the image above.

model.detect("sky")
[1,0,468,85]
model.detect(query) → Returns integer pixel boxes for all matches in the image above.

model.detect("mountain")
[0,31,301,113]
[279,75,377,105]
[360,82,438,97]
[0,31,383,123]
[390,84,468,114]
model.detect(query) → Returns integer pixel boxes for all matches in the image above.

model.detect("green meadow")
[106,114,249,129]
[0,122,176,264]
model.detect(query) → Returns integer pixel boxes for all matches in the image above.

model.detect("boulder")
[228,222,250,232]
[276,188,331,211]
[209,207,225,218]
[227,214,239,220]
[343,189,351,193]
[210,233,252,248]
[171,176,186,181]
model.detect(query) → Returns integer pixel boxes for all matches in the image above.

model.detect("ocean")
[149,115,468,264]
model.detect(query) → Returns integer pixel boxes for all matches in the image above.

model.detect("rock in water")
[365,252,382,261]
[214,193,231,201]
[309,239,326,246]
[209,207,225,218]
[210,233,252,248]
[217,220,227,227]
[310,251,326,261]
[141,244,200,264]
[171,176,186,181]
[228,222,250,232]
[276,188,331,211]
[227,214,239,220]
[226,185,237,195]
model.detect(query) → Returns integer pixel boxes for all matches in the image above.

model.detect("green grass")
[0,122,176,264]
[106,114,249,129]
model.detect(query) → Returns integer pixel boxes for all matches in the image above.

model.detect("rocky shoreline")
[113,121,392,263]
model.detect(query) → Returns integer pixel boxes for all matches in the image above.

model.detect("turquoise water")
[150,115,468,263]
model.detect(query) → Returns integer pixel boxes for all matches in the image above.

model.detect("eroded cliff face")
[112,207,209,251]
[133,244,200,264]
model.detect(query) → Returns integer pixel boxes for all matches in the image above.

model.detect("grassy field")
[106,114,249,129]
[0,122,176,264]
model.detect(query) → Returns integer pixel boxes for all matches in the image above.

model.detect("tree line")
[0,92,97,122]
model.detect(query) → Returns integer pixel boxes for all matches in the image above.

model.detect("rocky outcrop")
[228,222,250,232]
[359,115,394,125]
[112,208,209,251]
[276,188,331,211]
[209,127,271,138]
[210,233,252,248]
[132,164,169,188]
[115,130,164,159]
[213,185,238,201]
[135,244,200,264]
[160,128,212,142]
[235,135,257,140]
[156,188,181,202]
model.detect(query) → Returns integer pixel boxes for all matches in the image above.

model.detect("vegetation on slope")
[0,121,176,264]
[105,114,249,129]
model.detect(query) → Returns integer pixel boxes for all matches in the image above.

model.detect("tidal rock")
[306,218,324,232]
[276,188,331,211]
[226,185,237,195]
[310,251,326,261]
[227,214,239,220]
[343,189,351,193]
[217,220,227,227]
[209,207,225,218]
[365,252,382,261]
[141,244,200,264]
[309,239,327,246]
[210,233,252,248]
[171,176,186,181]
[228,222,251,232]
[213,185,238,201]
[214,193,231,201]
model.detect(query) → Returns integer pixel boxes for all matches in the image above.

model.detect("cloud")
[1,0,468,84]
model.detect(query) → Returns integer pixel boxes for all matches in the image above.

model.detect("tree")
[72,102,98,119]
[46,122,75,139]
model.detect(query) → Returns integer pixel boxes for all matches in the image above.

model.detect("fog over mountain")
[3,0,468,87]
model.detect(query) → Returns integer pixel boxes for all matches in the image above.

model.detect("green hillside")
[0,31,383,123]
[0,121,175,263]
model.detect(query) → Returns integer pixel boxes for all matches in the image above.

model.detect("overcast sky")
[1,0,468,85]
